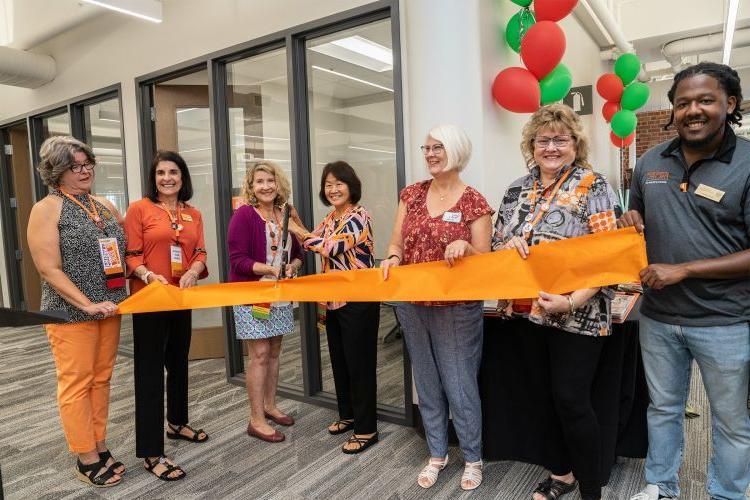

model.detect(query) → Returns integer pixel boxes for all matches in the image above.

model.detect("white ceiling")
[0,0,104,49]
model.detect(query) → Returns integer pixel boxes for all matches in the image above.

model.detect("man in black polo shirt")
[620,62,750,500]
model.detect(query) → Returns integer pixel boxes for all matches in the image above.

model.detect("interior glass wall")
[41,113,71,139]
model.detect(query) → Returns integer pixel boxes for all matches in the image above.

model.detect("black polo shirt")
[630,126,750,326]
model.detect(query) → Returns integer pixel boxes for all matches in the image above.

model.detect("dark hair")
[146,150,194,203]
[318,161,362,206]
[664,62,743,130]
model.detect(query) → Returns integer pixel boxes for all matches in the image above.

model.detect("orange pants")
[45,316,121,453]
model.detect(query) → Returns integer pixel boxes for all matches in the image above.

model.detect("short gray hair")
[426,124,472,173]
[37,136,95,188]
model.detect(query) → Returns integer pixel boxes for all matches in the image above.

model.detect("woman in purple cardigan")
[227,161,303,443]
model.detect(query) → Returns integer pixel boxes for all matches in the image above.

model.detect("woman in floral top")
[493,104,621,500]
[287,161,379,455]
[380,124,493,491]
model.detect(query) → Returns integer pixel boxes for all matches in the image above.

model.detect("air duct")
[662,28,750,72]
[0,46,55,88]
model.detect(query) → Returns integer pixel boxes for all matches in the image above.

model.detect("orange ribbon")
[117,228,647,314]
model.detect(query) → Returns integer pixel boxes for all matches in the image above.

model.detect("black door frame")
[135,0,412,426]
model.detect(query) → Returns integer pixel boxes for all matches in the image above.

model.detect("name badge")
[694,183,725,203]
[442,211,462,223]
[98,238,125,289]
[181,213,193,222]
[170,244,183,278]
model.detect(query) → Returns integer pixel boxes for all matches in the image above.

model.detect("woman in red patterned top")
[380,124,493,491]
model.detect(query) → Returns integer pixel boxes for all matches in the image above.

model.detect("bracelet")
[386,254,401,263]
[567,294,576,313]
[141,270,153,284]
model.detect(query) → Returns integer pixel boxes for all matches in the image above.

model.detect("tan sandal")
[417,455,448,488]
[461,460,483,490]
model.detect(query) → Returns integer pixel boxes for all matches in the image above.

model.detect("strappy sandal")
[461,460,483,491]
[327,419,354,435]
[98,449,125,476]
[167,422,208,442]
[144,456,186,481]
[75,458,122,488]
[417,455,448,489]
[533,476,578,499]
[341,432,378,454]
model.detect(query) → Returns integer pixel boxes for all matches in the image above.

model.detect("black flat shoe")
[166,423,208,442]
[532,476,577,499]
[144,456,186,481]
[328,419,354,435]
[341,432,378,454]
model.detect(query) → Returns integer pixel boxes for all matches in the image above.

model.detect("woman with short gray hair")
[27,135,127,488]
[380,124,493,491]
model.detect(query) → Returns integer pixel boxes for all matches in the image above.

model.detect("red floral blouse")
[400,180,494,306]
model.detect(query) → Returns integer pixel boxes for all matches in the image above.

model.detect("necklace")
[431,182,454,201]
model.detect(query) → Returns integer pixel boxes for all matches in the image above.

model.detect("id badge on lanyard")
[98,238,126,289]
[170,244,183,278]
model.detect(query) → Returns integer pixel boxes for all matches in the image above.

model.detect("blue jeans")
[639,315,750,500]
[396,301,483,462]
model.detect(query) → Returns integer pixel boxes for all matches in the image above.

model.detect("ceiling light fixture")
[80,0,162,23]
[722,0,740,64]
[310,35,393,73]
[311,65,393,92]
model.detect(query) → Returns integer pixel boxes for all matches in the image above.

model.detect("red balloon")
[596,74,624,102]
[535,0,579,21]
[492,67,541,113]
[602,101,620,123]
[610,131,635,148]
[520,21,566,80]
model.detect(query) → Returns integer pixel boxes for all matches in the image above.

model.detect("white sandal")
[461,460,483,491]
[417,455,448,489]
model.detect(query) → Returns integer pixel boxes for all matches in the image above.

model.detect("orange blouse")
[124,197,208,294]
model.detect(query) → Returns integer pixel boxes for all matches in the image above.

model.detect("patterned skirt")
[233,304,294,340]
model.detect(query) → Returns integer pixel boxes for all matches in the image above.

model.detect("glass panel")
[153,70,224,352]
[83,98,128,214]
[41,113,71,139]
[225,48,303,388]
[306,19,404,409]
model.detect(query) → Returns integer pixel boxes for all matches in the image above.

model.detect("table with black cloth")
[479,306,649,485]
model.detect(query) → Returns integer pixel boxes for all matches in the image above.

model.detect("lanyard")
[522,168,574,238]
[158,202,183,239]
[60,188,105,230]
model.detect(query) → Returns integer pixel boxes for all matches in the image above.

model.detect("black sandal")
[167,423,208,442]
[75,458,122,488]
[532,476,578,499]
[98,449,125,476]
[328,419,354,435]
[341,432,379,454]
[144,456,186,481]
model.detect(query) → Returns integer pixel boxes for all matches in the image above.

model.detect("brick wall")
[622,109,676,189]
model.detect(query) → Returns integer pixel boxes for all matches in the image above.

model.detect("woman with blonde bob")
[381,124,493,490]
[491,104,621,500]
[227,161,304,443]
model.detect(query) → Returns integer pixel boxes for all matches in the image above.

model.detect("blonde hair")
[426,124,472,172]
[241,161,291,207]
[520,104,591,170]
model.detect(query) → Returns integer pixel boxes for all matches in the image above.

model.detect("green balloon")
[510,0,532,6]
[505,10,535,52]
[620,82,650,111]
[611,110,638,138]
[614,53,641,85]
[540,63,573,105]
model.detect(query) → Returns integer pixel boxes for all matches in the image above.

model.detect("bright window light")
[310,35,393,72]
[723,0,740,64]
[311,65,393,93]
[80,0,162,23]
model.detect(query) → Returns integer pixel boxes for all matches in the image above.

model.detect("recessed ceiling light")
[310,35,392,72]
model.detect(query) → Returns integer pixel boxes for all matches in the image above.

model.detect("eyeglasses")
[533,135,573,149]
[70,161,96,173]
[420,144,445,155]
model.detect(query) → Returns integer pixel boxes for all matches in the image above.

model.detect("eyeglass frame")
[533,135,574,149]
[420,143,445,155]
[69,160,96,174]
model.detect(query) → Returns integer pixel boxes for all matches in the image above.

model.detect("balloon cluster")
[596,53,650,148]
[492,0,578,113]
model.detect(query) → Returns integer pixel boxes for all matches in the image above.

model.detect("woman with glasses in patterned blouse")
[492,104,621,500]
[287,161,380,454]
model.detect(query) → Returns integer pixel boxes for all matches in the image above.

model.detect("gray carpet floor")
[0,321,727,499]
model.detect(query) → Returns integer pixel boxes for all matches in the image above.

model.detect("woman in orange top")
[124,151,209,481]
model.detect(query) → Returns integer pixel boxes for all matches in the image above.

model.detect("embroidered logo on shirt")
[645,171,670,185]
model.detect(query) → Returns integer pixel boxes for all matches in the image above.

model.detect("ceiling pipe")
[662,27,750,72]
[0,46,55,88]
[584,0,648,81]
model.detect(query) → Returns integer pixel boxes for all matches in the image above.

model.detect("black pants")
[325,301,380,434]
[132,310,192,457]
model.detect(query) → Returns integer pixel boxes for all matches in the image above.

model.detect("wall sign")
[563,85,592,115]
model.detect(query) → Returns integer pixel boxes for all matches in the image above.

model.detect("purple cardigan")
[227,204,304,282]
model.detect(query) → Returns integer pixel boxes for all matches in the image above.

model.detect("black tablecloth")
[479,316,648,484]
